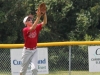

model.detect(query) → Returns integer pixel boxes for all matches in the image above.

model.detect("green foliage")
[0,0,100,43]
[84,34,93,41]
[90,3,100,27]
[74,10,91,40]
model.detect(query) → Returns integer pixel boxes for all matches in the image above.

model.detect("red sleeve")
[36,23,42,33]
[23,27,30,40]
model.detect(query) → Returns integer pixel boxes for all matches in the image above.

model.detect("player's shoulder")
[36,23,42,27]
[23,27,30,31]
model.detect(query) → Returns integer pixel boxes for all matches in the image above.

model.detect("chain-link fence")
[0,46,100,75]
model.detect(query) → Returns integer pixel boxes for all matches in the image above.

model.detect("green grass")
[71,71,100,75]
[0,71,100,75]
[0,71,11,75]
[40,71,100,75]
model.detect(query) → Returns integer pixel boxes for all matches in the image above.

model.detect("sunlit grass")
[39,71,100,75]
[0,71,100,75]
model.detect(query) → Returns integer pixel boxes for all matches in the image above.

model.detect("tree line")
[0,0,100,43]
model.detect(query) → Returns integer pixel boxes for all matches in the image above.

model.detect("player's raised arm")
[41,13,47,27]
[30,10,41,31]
[38,3,47,27]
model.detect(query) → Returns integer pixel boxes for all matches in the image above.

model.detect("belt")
[24,47,36,50]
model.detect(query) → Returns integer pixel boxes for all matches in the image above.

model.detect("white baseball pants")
[20,47,38,75]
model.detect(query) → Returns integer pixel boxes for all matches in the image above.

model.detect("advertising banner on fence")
[10,48,49,75]
[88,46,100,72]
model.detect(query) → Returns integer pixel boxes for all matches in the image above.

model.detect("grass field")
[40,71,100,75]
[0,71,100,75]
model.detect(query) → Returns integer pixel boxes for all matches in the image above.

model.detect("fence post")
[69,46,71,75]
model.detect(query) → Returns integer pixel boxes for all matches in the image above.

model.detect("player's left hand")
[38,3,46,15]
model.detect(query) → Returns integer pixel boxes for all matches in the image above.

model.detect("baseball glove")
[38,3,46,14]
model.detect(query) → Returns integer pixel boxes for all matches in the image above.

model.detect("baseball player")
[20,4,47,75]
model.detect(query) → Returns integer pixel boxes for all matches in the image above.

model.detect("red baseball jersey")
[23,24,42,48]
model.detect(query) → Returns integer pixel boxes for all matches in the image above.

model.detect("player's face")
[26,17,33,26]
